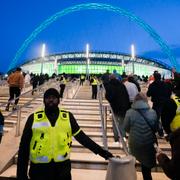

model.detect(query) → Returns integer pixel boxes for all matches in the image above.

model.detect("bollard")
[15,106,21,137]
[106,156,137,180]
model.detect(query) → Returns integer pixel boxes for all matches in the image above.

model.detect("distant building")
[21,51,171,77]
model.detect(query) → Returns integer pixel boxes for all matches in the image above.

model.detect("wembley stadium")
[21,51,172,77]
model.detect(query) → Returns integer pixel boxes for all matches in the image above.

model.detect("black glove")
[98,149,114,160]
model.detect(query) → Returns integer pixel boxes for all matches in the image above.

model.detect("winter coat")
[123,100,158,168]
[105,79,130,116]
[147,80,172,105]
[7,71,24,89]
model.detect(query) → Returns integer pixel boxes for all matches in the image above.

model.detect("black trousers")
[29,160,71,180]
[7,86,21,106]
[80,80,84,85]
[92,85,97,99]
[60,84,66,98]
[141,164,152,180]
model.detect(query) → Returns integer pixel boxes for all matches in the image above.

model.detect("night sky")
[1,0,180,73]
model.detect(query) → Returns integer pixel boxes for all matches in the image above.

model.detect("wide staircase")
[0,81,170,179]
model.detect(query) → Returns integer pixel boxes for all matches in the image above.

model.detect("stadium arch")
[8,3,179,72]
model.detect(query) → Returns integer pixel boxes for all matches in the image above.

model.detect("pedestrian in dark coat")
[123,92,158,180]
[147,72,172,136]
[105,74,130,140]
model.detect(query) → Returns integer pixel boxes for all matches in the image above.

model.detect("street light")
[131,44,135,74]
[86,43,90,80]
[41,43,46,74]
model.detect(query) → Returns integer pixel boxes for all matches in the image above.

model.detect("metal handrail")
[0,79,57,136]
[63,79,80,99]
[99,84,129,155]
[15,79,77,137]
[98,85,108,150]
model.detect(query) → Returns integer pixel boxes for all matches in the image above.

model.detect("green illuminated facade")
[58,64,124,74]
[21,52,171,77]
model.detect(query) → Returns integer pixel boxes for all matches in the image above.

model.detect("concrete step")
[0,166,170,180]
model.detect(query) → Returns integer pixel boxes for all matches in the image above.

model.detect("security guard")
[80,74,85,86]
[161,89,180,137]
[170,95,180,131]
[59,73,67,98]
[90,76,98,99]
[17,88,113,180]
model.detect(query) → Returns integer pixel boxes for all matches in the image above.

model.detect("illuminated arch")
[8,3,179,71]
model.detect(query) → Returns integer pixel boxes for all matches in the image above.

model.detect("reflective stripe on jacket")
[30,109,72,163]
[170,96,180,132]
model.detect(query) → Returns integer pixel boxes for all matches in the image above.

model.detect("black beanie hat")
[44,88,60,99]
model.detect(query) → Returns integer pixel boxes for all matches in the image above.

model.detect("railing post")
[104,105,107,132]
[103,105,108,150]
[15,106,21,137]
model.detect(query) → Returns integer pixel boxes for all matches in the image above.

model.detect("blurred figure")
[123,77,139,105]
[101,69,110,89]
[128,75,141,92]
[79,74,85,86]
[161,82,180,138]
[157,128,180,179]
[112,69,122,81]
[90,75,99,99]
[123,92,158,180]
[147,72,172,137]
[5,67,24,111]
[0,110,4,143]
[30,74,39,95]
[59,73,67,99]
[105,74,130,140]
[24,72,31,88]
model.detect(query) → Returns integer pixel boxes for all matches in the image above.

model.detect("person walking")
[17,88,113,180]
[5,67,24,111]
[147,72,172,137]
[123,92,158,180]
[156,128,180,180]
[101,69,110,89]
[105,74,130,141]
[123,77,139,105]
[59,73,67,99]
[79,74,85,86]
[90,75,98,99]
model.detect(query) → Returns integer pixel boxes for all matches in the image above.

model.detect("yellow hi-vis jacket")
[170,96,180,132]
[60,76,67,85]
[91,78,98,85]
[30,109,79,163]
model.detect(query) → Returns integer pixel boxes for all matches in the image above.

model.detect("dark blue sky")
[1,0,180,73]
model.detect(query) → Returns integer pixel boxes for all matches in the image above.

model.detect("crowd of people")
[101,69,180,180]
[0,67,180,179]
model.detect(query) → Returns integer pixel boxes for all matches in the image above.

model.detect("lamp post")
[54,57,58,75]
[86,43,90,80]
[131,44,135,74]
[41,43,46,74]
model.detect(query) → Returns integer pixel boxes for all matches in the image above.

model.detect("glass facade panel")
[58,64,124,74]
